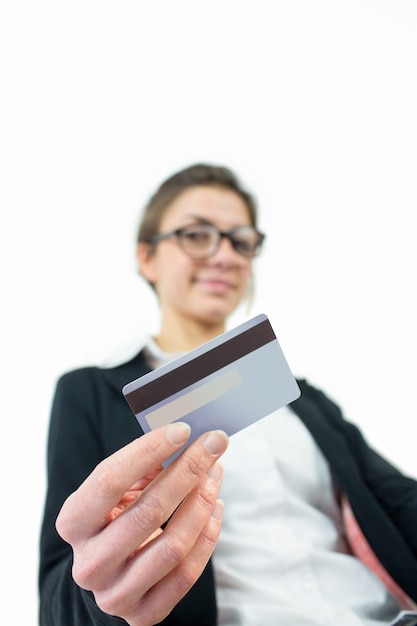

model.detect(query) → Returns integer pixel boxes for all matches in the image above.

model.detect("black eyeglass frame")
[149,223,266,259]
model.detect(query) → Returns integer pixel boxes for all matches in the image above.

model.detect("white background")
[1,1,416,622]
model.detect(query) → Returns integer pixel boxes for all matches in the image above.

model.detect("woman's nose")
[211,235,244,264]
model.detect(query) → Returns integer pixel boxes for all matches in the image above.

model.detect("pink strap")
[342,495,417,610]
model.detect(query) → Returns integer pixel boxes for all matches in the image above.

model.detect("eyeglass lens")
[178,224,262,258]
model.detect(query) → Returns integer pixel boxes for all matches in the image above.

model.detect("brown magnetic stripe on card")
[124,318,276,414]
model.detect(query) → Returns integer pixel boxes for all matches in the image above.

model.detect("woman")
[39,164,417,626]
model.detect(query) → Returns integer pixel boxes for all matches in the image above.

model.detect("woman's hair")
[137,163,259,244]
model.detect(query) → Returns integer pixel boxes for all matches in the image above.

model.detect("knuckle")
[55,512,70,542]
[55,494,79,541]
[72,554,97,589]
[94,588,123,617]
[142,434,166,466]
[197,482,218,512]
[128,490,166,531]
[72,546,119,591]
[180,450,204,481]
[95,459,125,497]
[160,535,189,566]
[199,521,220,552]
[173,561,200,593]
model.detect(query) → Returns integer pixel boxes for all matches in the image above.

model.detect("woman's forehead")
[160,186,252,229]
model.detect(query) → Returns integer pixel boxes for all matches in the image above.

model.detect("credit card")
[123,314,300,465]
[390,612,417,626]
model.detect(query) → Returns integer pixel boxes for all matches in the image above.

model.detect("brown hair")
[137,163,259,245]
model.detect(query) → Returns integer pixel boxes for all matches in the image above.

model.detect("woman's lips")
[194,277,235,294]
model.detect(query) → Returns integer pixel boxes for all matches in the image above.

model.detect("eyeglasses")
[149,223,265,259]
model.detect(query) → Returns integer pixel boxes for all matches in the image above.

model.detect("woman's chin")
[193,301,241,326]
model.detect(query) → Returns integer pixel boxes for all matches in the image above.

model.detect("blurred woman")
[39,163,417,626]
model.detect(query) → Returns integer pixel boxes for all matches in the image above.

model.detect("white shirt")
[213,407,401,626]
[142,337,401,625]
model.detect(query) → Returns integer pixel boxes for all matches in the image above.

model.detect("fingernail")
[204,430,229,455]
[211,499,224,521]
[166,422,191,445]
[207,461,223,483]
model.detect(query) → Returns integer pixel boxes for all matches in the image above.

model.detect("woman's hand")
[56,422,228,625]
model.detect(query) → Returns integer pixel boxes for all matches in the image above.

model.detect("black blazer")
[39,351,417,625]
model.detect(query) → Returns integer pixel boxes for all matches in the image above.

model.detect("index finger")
[57,422,192,538]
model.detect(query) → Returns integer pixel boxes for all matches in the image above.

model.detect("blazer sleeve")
[39,368,128,625]
[310,382,417,554]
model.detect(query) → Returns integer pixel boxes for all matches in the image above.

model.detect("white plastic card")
[123,314,301,465]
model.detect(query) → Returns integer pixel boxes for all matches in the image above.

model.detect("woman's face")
[138,185,254,327]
